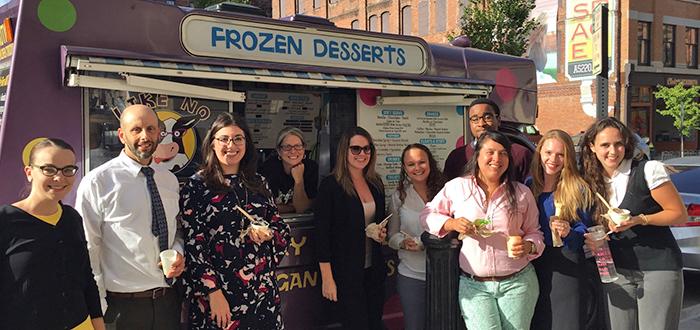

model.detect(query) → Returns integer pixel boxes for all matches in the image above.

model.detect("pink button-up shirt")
[421,176,543,277]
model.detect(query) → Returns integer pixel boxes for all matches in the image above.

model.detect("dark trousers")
[105,288,181,330]
[531,247,584,330]
[335,265,386,330]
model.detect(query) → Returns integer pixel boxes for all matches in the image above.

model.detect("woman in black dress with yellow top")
[315,127,387,330]
[0,138,104,330]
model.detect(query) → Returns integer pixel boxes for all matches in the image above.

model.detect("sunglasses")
[349,145,373,155]
[31,164,79,177]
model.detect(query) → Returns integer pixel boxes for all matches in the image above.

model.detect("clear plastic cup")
[586,225,619,283]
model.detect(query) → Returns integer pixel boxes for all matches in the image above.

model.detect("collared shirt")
[76,151,183,312]
[421,176,543,277]
[388,185,427,280]
[606,159,669,207]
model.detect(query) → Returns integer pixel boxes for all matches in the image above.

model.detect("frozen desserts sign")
[180,15,428,74]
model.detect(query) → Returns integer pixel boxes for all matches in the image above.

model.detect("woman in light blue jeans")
[422,131,544,330]
[459,264,539,330]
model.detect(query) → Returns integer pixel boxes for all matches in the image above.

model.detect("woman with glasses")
[0,138,105,329]
[422,130,543,330]
[315,127,387,330]
[526,130,594,330]
[180,113,291,329]
[261,127,318,214]
[579,117,686,330]
[387,144,446,330]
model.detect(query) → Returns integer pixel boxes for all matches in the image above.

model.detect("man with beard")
[76,104,185,330]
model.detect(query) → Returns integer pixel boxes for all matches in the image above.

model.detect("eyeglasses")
[469,113,498,123]
[31,164,79,177]
[349,145,373,155]
[215,135,246,146]
[279,144,304,152]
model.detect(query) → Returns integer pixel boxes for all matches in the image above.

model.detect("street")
[681,271,700,330]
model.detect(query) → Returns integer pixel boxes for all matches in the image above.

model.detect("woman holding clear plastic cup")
[180,113,291,329]
[526,130,594,330]
[421,130,544,329]
[579,117,687,330]
[387,144,446,330]
[0,138,105,329]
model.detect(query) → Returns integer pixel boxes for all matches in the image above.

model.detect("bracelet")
[639,213,650,226]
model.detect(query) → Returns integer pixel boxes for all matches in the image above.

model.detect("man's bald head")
[120,104,158,129]
[118,104,160,165]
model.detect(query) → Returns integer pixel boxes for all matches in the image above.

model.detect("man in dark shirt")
[443,98,533,182]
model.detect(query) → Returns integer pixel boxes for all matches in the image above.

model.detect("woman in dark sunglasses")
[315,126,387,330]
[261,127,319,214]
[0,138,105,329]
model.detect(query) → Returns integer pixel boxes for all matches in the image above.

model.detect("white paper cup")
[507,236,523,258]
[159,249,178,275]
[607,208,631,225]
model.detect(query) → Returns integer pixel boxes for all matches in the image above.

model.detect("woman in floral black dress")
[180,113,291,330]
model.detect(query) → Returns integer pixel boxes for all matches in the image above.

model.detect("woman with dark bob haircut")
[579,117,686,330]
[180,113,291,329]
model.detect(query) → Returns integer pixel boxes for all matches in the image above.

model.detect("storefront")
[627,72,699,157]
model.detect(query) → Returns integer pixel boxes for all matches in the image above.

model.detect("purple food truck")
[0,0,536,328]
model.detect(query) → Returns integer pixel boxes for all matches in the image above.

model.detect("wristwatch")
[528,241,537,255]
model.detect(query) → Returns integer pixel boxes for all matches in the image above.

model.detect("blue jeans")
[458,263,539,330]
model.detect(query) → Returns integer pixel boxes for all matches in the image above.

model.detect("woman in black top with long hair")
[315,127,387,330]
[0,138,104,329]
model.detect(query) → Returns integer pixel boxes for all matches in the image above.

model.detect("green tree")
[453,0,539,56]
[654,83,700,156]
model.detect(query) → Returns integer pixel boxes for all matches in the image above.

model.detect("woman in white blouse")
[387,144,446,330]
[579,117,687,330]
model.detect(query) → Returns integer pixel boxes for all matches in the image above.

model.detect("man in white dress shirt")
[76,104,185,330]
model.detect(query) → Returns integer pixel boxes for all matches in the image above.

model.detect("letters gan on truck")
[0,0,537,327]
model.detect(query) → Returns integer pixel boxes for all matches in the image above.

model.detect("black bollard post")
[421,231,466,330]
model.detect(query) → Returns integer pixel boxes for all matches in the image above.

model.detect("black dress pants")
[105,288,181,330]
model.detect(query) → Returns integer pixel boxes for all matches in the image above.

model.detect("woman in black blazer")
[315,127,387,330]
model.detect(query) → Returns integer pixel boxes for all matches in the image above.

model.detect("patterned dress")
[180,173,291,330]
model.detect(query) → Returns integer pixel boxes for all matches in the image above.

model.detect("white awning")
[65,55,492,97]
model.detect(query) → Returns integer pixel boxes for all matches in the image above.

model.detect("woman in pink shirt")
[421,130,543,330]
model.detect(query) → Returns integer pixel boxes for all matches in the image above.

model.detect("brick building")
[273,0,700,155]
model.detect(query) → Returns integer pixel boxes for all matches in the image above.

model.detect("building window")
[663,24,676,67]
[313,0,320,9]
[369,15,379,32]
[435,0,446,32]
[351,19,359,30]
[329,0,338,3]
[401,6,412,35]
[637,21,651,66]
[295,0,302,14]
[381,11,390,33]
[417,0,429,36]
[687,27,699,69]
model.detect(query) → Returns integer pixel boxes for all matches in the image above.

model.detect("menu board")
[357,93,465,195]
[245,91,320,149]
